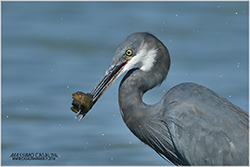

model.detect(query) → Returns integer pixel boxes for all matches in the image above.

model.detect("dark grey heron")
[88,32,249,165]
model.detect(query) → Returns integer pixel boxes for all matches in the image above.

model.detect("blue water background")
[2,1,248,166]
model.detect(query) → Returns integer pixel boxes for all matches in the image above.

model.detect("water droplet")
[60,17,63,20]
[162,22,165,24]
[217,5,220,8]
[67,85,70,89]
[111,157,114,161]
[235,12,238,15]
[175,14,178,17]
[219,74,222,78]
[129,141,132,144]
[59,124,63,129]
[101,132,105,136]
[26,108,29,111]
[6,115,9,119]
[237,63,240,68]
[229,94,232,98]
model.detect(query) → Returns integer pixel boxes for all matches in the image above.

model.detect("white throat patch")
[122,44,157,73]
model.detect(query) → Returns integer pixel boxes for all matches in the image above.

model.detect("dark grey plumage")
[91,32,249,165]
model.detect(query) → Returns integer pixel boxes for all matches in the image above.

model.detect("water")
[2,2,248,166]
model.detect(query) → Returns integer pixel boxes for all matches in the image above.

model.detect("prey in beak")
[71,51,133,121]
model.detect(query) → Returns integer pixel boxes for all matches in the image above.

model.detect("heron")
[82,32,249,165]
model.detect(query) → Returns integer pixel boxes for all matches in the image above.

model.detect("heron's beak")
[71,56,131,121]
[91,58,130,105]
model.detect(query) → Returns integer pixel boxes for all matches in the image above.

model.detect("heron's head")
[91,32,165,104]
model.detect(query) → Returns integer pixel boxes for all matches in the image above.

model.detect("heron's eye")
[125,49,133,56]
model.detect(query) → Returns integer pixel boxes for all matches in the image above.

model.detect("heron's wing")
[163,83,249,165]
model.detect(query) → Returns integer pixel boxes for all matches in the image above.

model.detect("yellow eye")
[125,49,133,56]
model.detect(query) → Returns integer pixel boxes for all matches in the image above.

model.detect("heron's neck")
[118,51,170,122]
